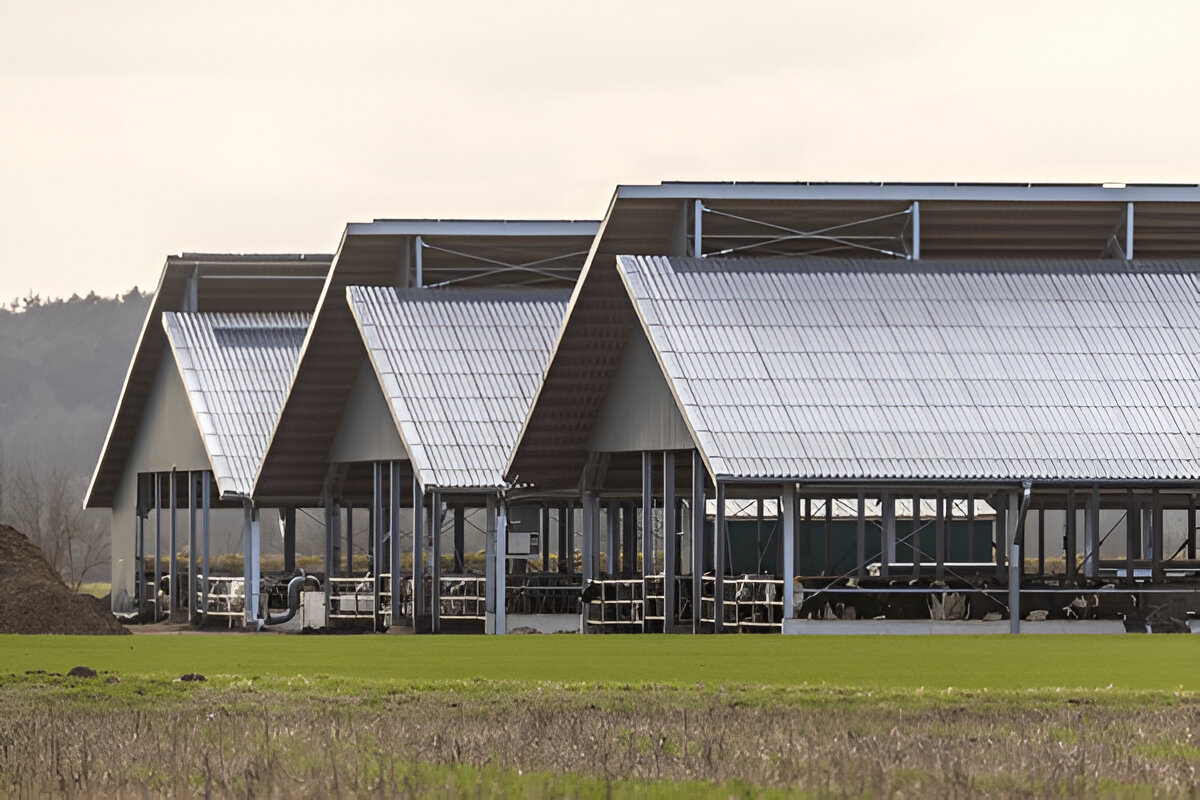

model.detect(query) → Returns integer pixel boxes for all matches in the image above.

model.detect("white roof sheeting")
[162,311,310,498]
[619,255,1200,483]
[347,286,569,491]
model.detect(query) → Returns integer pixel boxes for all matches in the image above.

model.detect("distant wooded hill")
[0,290,151,471]
[0,290,151,586]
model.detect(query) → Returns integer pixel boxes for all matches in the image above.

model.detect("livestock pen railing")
[698,575,785,632]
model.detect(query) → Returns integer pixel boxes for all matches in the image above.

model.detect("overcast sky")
[2,1,1199,301]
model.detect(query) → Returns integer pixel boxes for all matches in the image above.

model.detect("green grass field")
[5,634,1200,796]
[2,632,1198,691]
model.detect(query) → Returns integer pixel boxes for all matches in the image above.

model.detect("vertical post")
[282,507,297,573]
[855,490,866,580]
[431,491,442,633]
[372,461,383,632]
[409,472,422,624]
[641,451,654,630]
[345,503,353,577]
[135,475,145,609]
[935,492,946,581]
[605,502,617,576]
[153,473,161,621]
[1065,488,1077,580]
[824,497,833,575]
[169,470,177,617]
[691,450,705,633]
[201,471,210,622]
[662,451,676,631]
[622,502,636,577]
[1084,486,1100,578]
[967,494,976,562]
[1190,494,1197,561]
[881,492,895,578]
[1007,492,1020,634]
[453,506,465,573]
[911,200,921,260]
[414,235,424,287]
[485,494,497,634]
[1151,489,1164,583]
[1126,490,1138,583]
[590,497,602,578]
[559,505,570,574]
[187,471,197,624]
[782,484,796,627]
[540,503,550,571]
[243,502,261,628]
[1037,503,1046,576]
[801,498,813,577]
[911,493,921,580]
[582,492,595,584]
[713,482,726,633]
[496,503,508,635]
[995,493,1008,580]
[642,451,654,575]
[1125,202,1135,260]
[323,487,335,618]
[693,199,704,257]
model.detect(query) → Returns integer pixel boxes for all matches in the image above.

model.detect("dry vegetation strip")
[3,674,1200,798]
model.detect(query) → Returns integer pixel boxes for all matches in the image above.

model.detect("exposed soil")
[0,524,128,635]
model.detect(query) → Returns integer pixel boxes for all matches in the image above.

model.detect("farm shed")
[509,182,1200,633]
[253,219,597,633]
[85,254,331,621]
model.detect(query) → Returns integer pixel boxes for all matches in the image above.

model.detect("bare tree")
[0,448,108,590]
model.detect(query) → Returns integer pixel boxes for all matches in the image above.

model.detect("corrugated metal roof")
[162,311,310,498]
[619,255,1200,483]
[84,254,330,508]
[347,286,568,490]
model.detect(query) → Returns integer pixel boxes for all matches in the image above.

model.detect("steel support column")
[935,492,946,581]
[881,492,895,578]
[431,491,442,633]
[582,491,595,584]
[453,506,465,573]
[1007,492,1020,634]
[606,502,617,575]
[496,502,508,635]
[409,472,422,623]
[372,462,383,632]
[911,201,921,259]
[345,503,353,577]
[169,470,178,618]
[153,473,161,621]
[485,494,497,634]
[243,501,261,628]
[782,484,796,626]
[201,471,210,622]
[662,451,676,632]
[1065,488,1077,581]
[855,490,866,580]
[282,507,296,573]
[187,471,197,624]
[713,482,726,633]
[690,450,704,633]
[1084,486,1100,578]
[641,451,653,628]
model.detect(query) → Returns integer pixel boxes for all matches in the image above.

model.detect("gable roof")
[162,311,310,498]
[618,255,1200,484]
[254,220,597,502]
[84,254,330,508]
[347,285,568,491]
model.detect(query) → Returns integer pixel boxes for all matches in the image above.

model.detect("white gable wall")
[588,327,695,453]
[327,358,408,464]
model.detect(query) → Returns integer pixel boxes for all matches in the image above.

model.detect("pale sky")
[2,1,1199,301]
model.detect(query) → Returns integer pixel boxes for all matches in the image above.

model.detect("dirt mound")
[0,524,128,635]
